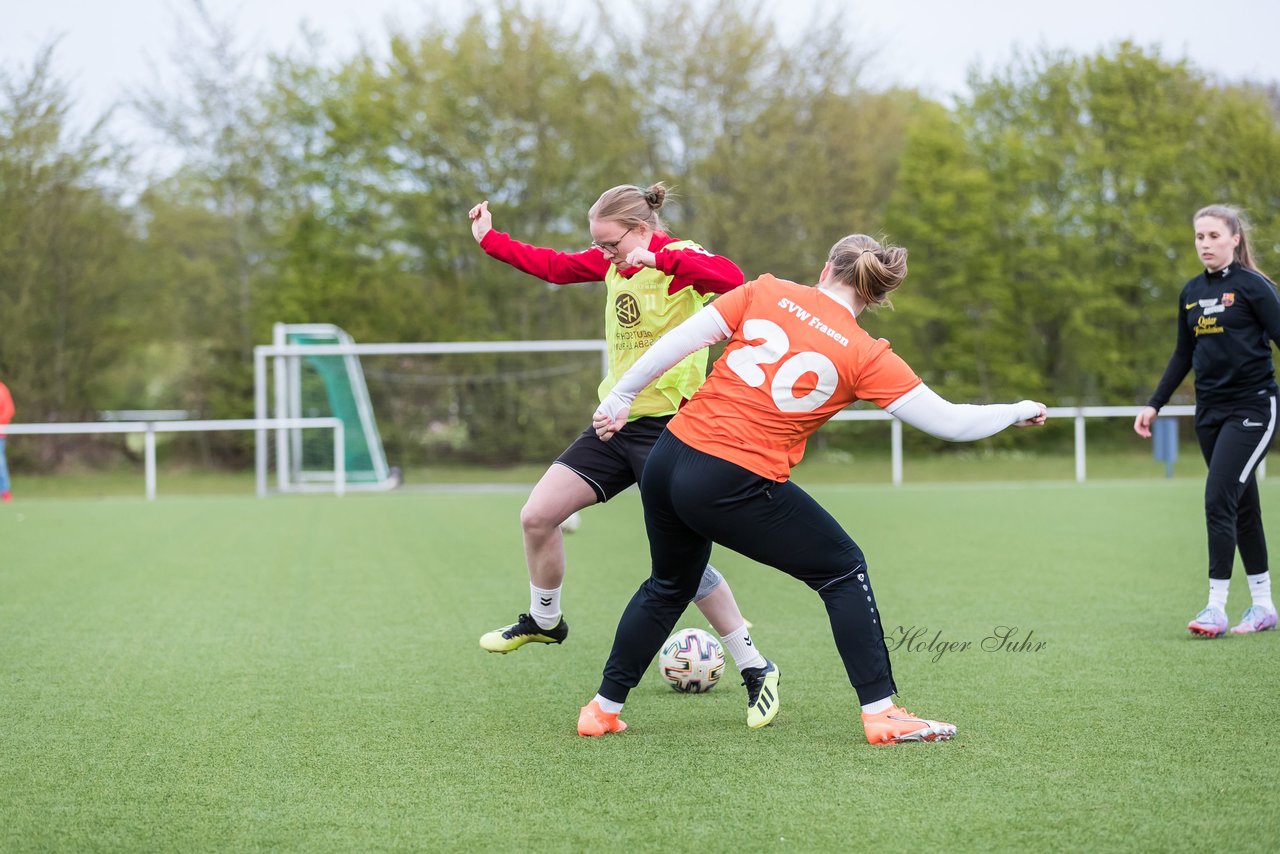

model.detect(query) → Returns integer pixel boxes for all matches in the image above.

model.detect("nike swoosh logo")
[1244,419,1264,427]
[887,715,925,724]
[1185,303,1197,310]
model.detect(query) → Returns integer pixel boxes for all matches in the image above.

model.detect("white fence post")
[254,349,268,498]
[333,421,345,498]
[891,419,903,486]
[145,425,157,501]
[273,325,290,494]
[1074,412,1086,483]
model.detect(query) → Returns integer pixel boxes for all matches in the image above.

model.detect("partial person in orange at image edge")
[0,379,14,502]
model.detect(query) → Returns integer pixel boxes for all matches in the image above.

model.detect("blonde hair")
[1194,204,1274,284]
[826,234,908,309]
[588,182,670,232]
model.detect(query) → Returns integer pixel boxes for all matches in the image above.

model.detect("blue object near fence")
[1153,417,1178,478]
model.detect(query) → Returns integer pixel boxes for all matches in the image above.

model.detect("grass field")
[3,479,1279,851]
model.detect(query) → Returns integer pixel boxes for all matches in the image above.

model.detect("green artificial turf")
[2,482,1277,851]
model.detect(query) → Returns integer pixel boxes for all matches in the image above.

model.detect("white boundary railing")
[251,336,1228,490]
[250,338,1216,488]
[5,418,345,500]
[829,403,1204,484]
[5,388,1214,496]
[6,406,1213,494]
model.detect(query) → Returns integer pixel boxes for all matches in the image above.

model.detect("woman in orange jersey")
[469,184,777,727]
[575,233,1047,744]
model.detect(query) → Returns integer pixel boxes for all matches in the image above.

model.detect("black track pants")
[1195,394,1275,580]
[598,431,896,706]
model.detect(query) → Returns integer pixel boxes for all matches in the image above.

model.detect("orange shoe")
[861,704,956,744]
[577,699,628,737]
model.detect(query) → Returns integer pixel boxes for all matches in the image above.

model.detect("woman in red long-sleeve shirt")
[469,183,780,730]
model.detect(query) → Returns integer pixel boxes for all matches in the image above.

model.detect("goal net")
[255,324,609,491]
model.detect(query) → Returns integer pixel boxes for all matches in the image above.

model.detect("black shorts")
[554,415,673,503]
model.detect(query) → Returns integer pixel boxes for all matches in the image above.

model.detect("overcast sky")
[5,0,1279,140]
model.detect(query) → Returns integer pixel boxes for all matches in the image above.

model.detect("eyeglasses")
[591,227,634,254]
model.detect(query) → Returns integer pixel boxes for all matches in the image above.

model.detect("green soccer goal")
[271,323,396,491]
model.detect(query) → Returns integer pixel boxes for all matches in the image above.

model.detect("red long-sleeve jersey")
[477,229,741,297]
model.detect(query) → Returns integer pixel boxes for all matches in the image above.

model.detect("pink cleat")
[1230,605,1278,635]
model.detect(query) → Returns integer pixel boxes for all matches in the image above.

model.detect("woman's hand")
[1015,402,1048,427]
[592,405,630,441]
[1133,406,1158,438]
[468,200,492,243]
[624,247,656,269]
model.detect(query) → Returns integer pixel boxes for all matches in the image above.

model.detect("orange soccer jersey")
[667,274,921,481]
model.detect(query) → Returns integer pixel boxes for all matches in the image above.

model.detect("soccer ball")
[559,511,582,534]
[658,627,725,693]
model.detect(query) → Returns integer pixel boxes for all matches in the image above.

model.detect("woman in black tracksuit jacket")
[1135,204,1280,638]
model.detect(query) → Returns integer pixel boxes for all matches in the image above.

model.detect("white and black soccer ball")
[658,627,725,693]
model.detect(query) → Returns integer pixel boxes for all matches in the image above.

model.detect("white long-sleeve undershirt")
[595,305,1040,440]
[885,384,1041,441]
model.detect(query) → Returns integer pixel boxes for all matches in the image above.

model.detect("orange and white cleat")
[577,699,628,737]
[861,705,956,744]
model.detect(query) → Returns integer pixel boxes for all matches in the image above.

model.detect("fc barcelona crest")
[1222,292,1235,307]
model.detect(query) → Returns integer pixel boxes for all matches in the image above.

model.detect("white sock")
[1208,578,1228,612]
[719,624,766,672]
[1246,571,1275,611]
[529,584,561,629]
[593,694,623,714]
[861,697,893,715]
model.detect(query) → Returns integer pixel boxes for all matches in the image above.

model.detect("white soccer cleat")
[1188,606,1229,638]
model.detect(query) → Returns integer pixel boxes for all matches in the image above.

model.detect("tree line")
[2,0,1278,469]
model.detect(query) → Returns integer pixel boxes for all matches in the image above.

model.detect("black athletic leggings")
[1195,393,1275,580]
[598,430,896,706]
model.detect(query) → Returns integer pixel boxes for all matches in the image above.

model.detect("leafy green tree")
[249,4,655,462]
[132,1,297,438]
[882,43,1280,417]
[264,4,650,344]
[597,0,909,280]
[0,47,145,439]
[876,100,1002,401]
